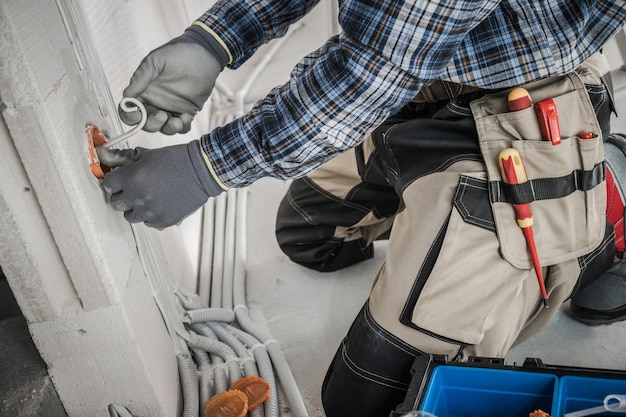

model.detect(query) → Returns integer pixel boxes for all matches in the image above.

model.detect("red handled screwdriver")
[498,148,549,308]
[505,87,549,308]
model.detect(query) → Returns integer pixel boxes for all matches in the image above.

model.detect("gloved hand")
[121,37,223,135]
[96,141,225,229]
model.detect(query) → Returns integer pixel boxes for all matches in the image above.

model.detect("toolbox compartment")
[391,355,626,417]
[555,375,626,416]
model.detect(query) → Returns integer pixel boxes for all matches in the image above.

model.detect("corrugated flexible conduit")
[177,352,200,417]
[179,289,277,417]
[180,186,309,417]
[223,323,279,417]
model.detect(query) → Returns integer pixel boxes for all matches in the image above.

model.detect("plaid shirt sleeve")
[196,0,626,188]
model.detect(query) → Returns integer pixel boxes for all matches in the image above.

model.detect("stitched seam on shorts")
[399,154,483,198]
[340,346,408,390]
[364,304,424,357]
[454,176,495,232]
[578,230,615,270]
[339,340,409,390]
[286,189,318,225]
[446,100,473,116]
[302,177,371,214]
[585,83,606,114]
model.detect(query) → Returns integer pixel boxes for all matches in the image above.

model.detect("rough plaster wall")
[79,0,210,289]
[0,1,340,415]
[0,109,78,323]
[0,0,184,415]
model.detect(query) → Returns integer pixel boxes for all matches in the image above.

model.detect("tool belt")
[412,80,489,103]
[368,53,616,352]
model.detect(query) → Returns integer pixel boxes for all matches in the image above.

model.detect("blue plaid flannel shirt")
[193,0,626,188]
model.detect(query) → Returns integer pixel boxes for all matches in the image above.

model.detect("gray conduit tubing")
[190,324,242,386]
[177,352,200,417]
[190,324,228,394]
[134,233,201,417]
[210,193,227,308]
[225,195,279,417]
[224,324,279,417]
[177,287,208,311]
[198,199,215,303]
[207,322,266,417]
[108,404,135,417]
[187,307,235,323]
[233,307,309,417]
[183,281,270,414]
[206,322,258,377]
[191,348,214,409]
[222,189,237,310]
[177,289,233,397]
[232,189,309,417]
[189,323,235,394]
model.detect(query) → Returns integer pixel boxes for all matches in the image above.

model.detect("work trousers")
[275,77,614,417]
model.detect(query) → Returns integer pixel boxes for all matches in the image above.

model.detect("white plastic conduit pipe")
[102,98,148,148]
[232,189,309,417]
[210,193,227,309]
[190,324,239,389]
[198,199,215,302]
[221,189,237,310]
[176,289,230,395]
[184,187,308,416]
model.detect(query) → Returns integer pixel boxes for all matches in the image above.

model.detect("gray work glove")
[120,36,223,135]
[96,141,225,229]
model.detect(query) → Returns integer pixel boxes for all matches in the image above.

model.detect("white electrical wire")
[103,97,147,148]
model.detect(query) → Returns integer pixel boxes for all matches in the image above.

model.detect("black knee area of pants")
[275,184,375,272]
[321,303,422,417]
[278,235,374,272]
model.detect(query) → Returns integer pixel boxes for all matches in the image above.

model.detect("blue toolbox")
[391,354,626,417]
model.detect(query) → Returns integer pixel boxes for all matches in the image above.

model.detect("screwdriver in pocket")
[498,148,549,309]
[506,88,549,308]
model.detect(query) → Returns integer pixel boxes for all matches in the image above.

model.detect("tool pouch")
[369,54,616,351]
[469,61,606,269]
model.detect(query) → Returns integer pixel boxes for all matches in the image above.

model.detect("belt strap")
[490,161,606,205]
[412,80,489,103]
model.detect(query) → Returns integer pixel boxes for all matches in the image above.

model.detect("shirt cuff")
[180,23,232,68]
[188,140,229,195]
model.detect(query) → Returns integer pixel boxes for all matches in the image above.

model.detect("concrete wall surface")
[0,316,68,417]
[0,0,198,415]
[0,0,340,415]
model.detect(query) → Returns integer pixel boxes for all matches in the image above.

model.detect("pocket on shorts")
[399,172,528,346]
